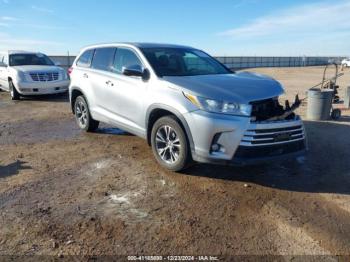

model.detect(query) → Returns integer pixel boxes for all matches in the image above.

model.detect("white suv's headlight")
[184,92,252,116]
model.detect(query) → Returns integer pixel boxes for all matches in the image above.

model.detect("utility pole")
[67,51,70,69]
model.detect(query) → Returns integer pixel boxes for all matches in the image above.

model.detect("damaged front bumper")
[183,109,307,166]
[231,117,307,165]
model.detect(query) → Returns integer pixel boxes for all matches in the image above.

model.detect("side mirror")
[122,65,150,81]
[0,62,7,67]
[54,61,62,66]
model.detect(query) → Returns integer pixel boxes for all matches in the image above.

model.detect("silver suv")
[69,43,306,171]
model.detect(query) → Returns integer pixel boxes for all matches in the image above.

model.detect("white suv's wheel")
[9,80,20,100]
[151,115,190,172]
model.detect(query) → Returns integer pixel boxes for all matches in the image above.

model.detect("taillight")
[68,67,73,75]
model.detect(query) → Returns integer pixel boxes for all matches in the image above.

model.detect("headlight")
[184,92,252,116]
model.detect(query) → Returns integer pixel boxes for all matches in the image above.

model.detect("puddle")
[0,100,11,109]
[97,128,126,135]
[96,127,129,135]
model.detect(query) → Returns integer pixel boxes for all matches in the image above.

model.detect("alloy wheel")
[75,101,88,128]
[155,125,181,164]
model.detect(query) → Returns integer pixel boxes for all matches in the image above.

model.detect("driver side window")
[112,48,142,74]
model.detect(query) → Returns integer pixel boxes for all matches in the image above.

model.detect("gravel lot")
[1,66,350,258]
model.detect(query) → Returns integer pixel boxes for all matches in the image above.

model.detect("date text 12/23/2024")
[127,256,219,261]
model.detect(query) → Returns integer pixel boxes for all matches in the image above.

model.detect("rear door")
[87,47,116,118]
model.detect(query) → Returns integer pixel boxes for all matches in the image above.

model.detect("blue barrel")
[307,88,334,120]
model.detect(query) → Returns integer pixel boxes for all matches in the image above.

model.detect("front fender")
[146,103,196,155]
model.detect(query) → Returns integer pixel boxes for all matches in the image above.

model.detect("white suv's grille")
[30,72,59,82]
[241,124,305,146]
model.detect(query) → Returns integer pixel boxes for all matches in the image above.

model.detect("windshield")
[9,54,54,66]
[141,47,232,77]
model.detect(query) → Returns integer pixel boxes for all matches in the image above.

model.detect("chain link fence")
[49,55,346,70]
[215,56,346,70]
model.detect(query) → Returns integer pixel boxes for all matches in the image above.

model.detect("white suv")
[341,58,350,67]
[0,51,70,100]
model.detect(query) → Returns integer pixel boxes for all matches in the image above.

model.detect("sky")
[0,0,349,56]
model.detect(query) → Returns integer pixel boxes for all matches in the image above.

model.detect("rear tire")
[9,80,20,100]
[151,115,190,172]
[74,96,99,132]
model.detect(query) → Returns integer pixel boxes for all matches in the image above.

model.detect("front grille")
[250,98,295,121]
[234,140,305,159]
[30,72,59,82]
[241,124,305,146]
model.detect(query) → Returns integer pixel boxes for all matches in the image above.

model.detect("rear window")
[76,49,94,68]
[91,47,116,71]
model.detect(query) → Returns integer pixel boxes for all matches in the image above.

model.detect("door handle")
[83,73,89,78]
[106,80,114,87]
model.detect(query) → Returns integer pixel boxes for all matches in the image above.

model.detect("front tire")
[74,96,99,132]
[9,80,20,100]
[151,115,190,172]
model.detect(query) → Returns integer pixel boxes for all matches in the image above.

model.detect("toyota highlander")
[69,43,306,171]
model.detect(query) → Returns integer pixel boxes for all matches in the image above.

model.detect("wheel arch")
[146,104,195,154]
[70,87,87,114]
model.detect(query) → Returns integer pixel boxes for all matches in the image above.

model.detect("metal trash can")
[344,86,350,109]
[307,88,334,120]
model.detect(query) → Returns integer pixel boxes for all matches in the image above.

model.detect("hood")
[163,72,284,104]
[12,65,64,73]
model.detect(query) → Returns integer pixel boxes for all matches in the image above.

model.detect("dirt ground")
[1,66,350,259]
